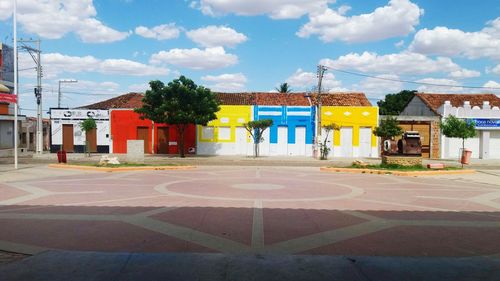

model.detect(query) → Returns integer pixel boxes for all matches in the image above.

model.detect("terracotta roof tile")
[81,93,144,109]
[215,92,255,105]
[254,93,310,106]
[415,93,500,115]
[313,93,372,106]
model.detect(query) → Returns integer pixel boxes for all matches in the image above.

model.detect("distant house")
[401,93,500,159]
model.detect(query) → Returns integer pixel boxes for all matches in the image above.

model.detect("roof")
[81,91,373,109]
[316,93,372,106]
[215,92,254,105]
[415,93,500,115]
[81,93,144,109]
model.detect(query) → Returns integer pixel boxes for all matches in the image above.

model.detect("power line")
[324,66,500,90]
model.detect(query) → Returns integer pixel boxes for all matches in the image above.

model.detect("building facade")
[321,106,379,157]
[50,109,110,153]
[110,109,196,154]
[401,93,500,159]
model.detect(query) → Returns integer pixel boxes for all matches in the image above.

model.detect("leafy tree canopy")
[373,116,403,139]
[135,76,220,157]
[244,119,274,157]
[80,118,96,132]
[441,115,476,140]
[275,83,292,93]
[377,90,417,115]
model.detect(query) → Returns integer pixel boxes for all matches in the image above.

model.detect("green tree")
[275,83,292,93]
[320,123,340,160]
[377,90,417,115]
[80,118,97,156]
[135,76,220,158]
[244,119,273,157]
[441,115,476,157]
[373,116,403,140]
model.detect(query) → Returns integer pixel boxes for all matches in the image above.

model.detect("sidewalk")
[1,250,498,281]
[26,152,500,169]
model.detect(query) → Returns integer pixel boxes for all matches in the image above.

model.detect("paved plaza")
[0,166,499,258]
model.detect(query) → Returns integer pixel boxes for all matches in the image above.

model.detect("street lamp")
[58,79,77,108]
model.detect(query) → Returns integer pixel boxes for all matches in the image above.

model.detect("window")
[218,127,231,140]
[201,126,214,140]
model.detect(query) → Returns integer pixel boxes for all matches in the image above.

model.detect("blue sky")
[0,0,499,116]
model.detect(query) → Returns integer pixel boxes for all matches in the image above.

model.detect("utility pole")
[19,38,42,154]
[13,0,18,169]
[316,65,327,158]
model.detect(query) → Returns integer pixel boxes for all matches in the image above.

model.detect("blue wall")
[254,106,315,144]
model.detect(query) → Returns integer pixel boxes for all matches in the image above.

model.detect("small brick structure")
[382,155,422,166]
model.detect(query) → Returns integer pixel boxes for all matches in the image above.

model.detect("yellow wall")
[198,105,252,143]
[321,106,378,147]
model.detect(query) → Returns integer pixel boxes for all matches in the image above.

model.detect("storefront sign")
[470,118,500,128]
[0,93,16,103]
[51,109,109,120]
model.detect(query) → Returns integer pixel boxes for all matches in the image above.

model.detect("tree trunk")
[177,125,186,158]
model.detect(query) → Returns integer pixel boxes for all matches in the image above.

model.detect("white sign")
[51,109,109,119]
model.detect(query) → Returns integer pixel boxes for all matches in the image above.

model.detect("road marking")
[251,200,264,251]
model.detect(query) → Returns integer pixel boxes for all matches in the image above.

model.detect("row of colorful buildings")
[48,91,500,159]
[50,92,379,158]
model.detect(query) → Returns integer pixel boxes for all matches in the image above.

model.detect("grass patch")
[71,162,179,168]
[348,163,462,171]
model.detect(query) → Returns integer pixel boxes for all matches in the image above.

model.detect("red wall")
[110,109,196,154]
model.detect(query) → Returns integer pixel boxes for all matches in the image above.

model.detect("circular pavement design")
[0,166,499,257]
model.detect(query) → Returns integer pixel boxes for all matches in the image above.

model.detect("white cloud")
[194,0,332,19]
[354,74,403,97]
[409,17,500,60]
[135,23,180,40]
[19,53,169,79]
[488,64,500,75]
[201,73,247,92]
[297,0,423,43]
[484,80,500,89]
[395,40,405,48]
[416,78,463,93]
[0,0,129,43]
[448,69,481,79]
[186,26,248,48]
[320,51,462,75]
[150,47,238,70]
[285,68,342,91]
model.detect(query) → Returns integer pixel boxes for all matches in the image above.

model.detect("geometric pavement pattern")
[0,167,499,257]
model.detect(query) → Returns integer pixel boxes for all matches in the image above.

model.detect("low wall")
[382,155,422,166]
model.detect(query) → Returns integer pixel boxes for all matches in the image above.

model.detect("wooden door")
[62,124,74,152]
[137,127,149,153]
[86,128,97,152]
[157,127,169,154]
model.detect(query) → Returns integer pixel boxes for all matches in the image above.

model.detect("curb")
[48,164,196,172]
[320,167,476,177]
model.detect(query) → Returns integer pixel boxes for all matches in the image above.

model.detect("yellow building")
[197,105,253,155]
[319,93,379,158]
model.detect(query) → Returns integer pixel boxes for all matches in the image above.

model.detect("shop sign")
[469,118,500,128]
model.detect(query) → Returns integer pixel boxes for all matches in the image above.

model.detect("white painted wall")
[359,127,372,157]
[489,131,500,158]
[340,127,353,157]
[444,136,480,159]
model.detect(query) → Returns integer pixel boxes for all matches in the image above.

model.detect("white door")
[260,128,271,156]
[236,127,248,155]
[490,131,500,159]
[359,127,372,157]
[277,126,288,155]
[340,127,353,157]
[295,127,306,156]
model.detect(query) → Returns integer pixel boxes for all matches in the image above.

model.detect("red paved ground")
[0,167,499,257]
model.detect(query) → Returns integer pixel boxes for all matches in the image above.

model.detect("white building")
[401,93,500,159]
[50,109,110,153]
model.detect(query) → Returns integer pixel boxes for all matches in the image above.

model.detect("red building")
[83,93,196,154]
